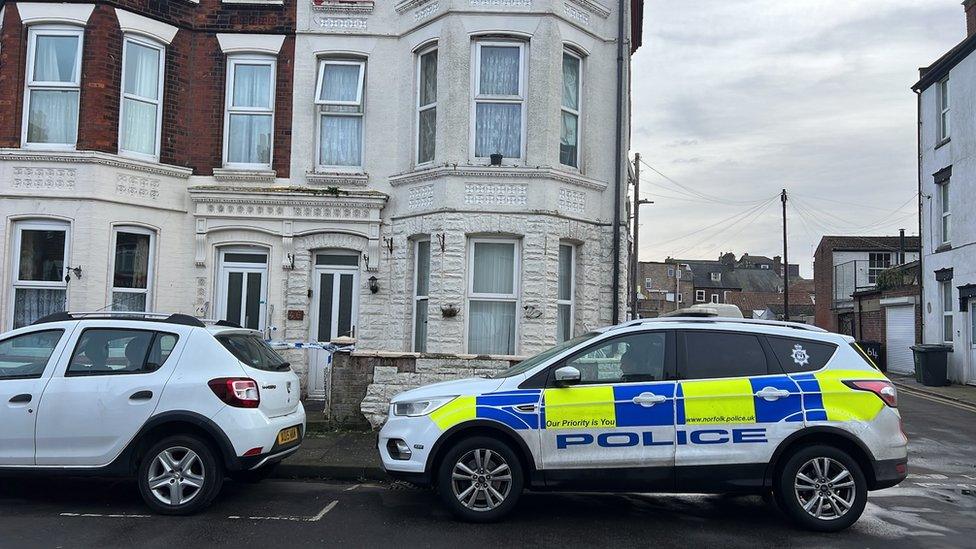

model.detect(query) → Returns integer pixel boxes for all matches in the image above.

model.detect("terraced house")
[0,0,644,395]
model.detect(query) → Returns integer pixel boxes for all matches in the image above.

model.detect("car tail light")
[209,378,260,408]
[843,380,897,408]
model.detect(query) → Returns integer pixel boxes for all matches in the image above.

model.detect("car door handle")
[756,387,791,401]
[633,392,667,407]
[129,390,153,401]
[9,394,31,404]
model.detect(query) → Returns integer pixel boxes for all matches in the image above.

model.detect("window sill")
[306,170,369,186]
[0,148,192,179]
[936,243,953,253]
[935,137,950,150]
[212,167,277,184]
[312,0,374,14]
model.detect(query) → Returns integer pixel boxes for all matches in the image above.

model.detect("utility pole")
[629,153,652,320]
[781,189,790,322]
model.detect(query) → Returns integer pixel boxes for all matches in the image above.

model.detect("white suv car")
[0,312,305,514]
[379,318,908,531]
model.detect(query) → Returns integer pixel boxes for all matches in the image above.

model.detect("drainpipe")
[914,88,924,343]
[611,0,626,324]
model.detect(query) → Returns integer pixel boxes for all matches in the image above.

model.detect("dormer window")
[711,272,721,282]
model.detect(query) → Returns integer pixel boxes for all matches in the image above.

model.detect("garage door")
[885,305,915,375]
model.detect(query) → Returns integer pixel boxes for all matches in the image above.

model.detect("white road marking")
[344,484,360,492]
[60,513,151,519]
[307,500,339,522]
[226,500,338,523]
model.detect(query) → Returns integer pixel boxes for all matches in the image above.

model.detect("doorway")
[312,251,359,342]
[215,247,268,331]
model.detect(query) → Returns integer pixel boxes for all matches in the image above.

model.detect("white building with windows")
[914,0,976,385]
[0,0,644,396]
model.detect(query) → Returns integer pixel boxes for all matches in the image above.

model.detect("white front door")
[216,248,268,331]
[969,300,976,385]
[311,252,360,342]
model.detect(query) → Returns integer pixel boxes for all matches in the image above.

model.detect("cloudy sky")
[630,0,963,278]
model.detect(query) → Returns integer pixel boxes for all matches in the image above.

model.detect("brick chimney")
[966,0,976,37]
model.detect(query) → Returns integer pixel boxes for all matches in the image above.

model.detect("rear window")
[217,334,290,372]
[766,336,837,373]
[850,342,880,371]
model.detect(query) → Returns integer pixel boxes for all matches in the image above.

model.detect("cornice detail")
[305,171,369,187]
[566,0,611,18]
[212,167,278,184]
[395,0,434,13]
[0,149,193,179]
[389,165,609,191]
[311,0,375,14]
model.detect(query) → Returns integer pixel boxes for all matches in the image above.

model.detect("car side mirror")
[554,365,581,387]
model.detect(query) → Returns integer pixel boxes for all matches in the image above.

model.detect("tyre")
[775,444,867,532]
[137,435,224,515]
[230,462,279,484]
[436,436,524,522]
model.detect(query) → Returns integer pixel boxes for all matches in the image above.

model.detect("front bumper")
[377,414,442,486]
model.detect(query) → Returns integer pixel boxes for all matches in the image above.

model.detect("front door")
[312,252,360,342]
[35,325,184,466]
[540,330,675,489]
[216,248,268,331]
[969,300,976,385]
[0,328,69,465]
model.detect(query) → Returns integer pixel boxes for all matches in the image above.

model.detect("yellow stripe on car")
[543,386,616,429]
[429,396,477,430]
[682,378,756,425]
[814,369,886,422]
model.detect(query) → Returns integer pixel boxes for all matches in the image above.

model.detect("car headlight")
[392,396,456,417]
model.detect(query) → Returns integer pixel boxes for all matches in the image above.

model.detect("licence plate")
[277,427,299,445]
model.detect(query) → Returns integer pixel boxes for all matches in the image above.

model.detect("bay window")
[413,239,431,352]
[24,26,83,147]
[11,221,69,329]
[416,48,437,165]
[557,244,575,343]
[119,36,164,159]
[473,41,524,160]
[467,239,519,355]
[316,59,365,169]
[111,227,155,312]
[224,56,275,167]
[560,51,581,168]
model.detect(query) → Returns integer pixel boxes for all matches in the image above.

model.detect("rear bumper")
[870,456,908,490]
[212,404,306,471]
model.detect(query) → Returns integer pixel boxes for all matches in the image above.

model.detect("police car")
[378,317,907,531]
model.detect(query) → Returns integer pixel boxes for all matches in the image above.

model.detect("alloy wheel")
[793,457,857,520]
[147,446,206,507]
[450,448,513,512]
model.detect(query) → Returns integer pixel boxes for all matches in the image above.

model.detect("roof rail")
[31,311,207,328]
[614,316,828,333]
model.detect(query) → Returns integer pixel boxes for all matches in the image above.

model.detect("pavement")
[1,392,975,547]
[889,373,976,409]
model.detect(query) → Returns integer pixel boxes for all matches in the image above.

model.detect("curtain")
[321,64,361,103]
[124,42,160,98]
[418,108,436,164]
[562,54,580,110]
[228,114,272,164]
[121,99,157,155]
[319,115,362,166]
[420,51,437,106]
[475,103,520,158]
[18,230,65,282]
[120,42,160,155]
[558,245,572,301]
[233,64,272,108]
[34,35,78,82]
[27,90,78,144]
[472,242,514,295]
[468,301,516,355]
[560,111,578,167]
[13,288,66,329]
[479,46,519,95]
[112,292,147,312]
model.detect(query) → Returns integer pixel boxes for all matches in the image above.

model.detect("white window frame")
[466,237,520,355]
[643,277,653,290]
[710,293,719,304]
[940,182,951,245]
[557,243,575,343]
[560,49,582,169]
[315,58,366,172]
[415,46,437,166]
[942,280,954,344]
[471,40,526,162]
[222,55,276,169]
[9,220,70,329]
[710,272,721,282]
[109,226,156,312]
[118,35,165,161]
[215,246,269,331]
[22,25,84,150]
[412,238,431,352]
[723,290,731,302]
[938,77,950,143]
[696,289,705,302]
[667,267,675,278]
[868,252,892,284]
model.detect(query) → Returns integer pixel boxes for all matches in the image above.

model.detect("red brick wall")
[813,244,836,331]
[0,0,296,176]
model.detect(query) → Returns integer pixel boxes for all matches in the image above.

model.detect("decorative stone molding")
[212,167,278,184]
[407,184,435,210]
[215,33,286,55]
[558,187,586,213]
[414,2,439,21]
[470,0,531,7]
[114,8,179,44]
[189,187,388,220]
[464,183,527,206]
[11,166,77,191]
[0,149,192,179]
[563,2,590,24]
[566,0,611,18]
[389,165,608,192]
[305,171,369,186]
[116,173,160,200]
[311,0,374,14]
[17,2,95,25]
[312,16,368,33]
[395,0,434,13]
